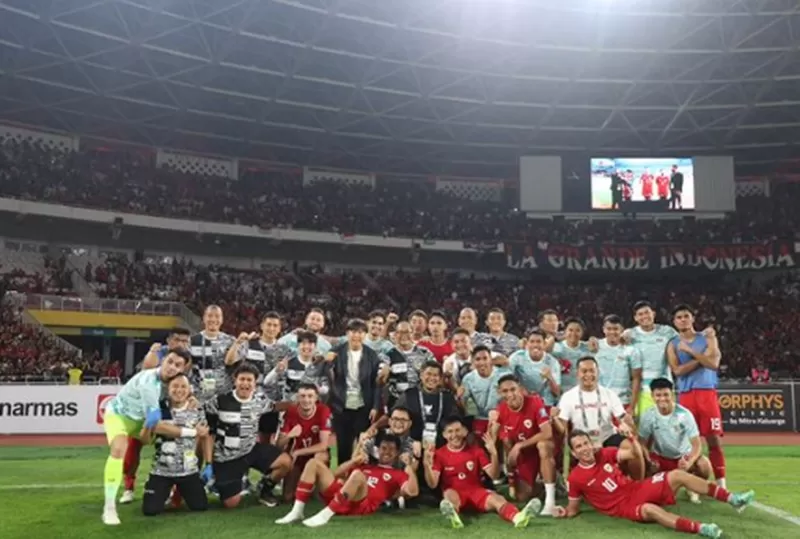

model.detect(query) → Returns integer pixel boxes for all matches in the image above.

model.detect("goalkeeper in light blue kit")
[101,348,191,525]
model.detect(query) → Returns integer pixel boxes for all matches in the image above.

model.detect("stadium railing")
[0,375,120,385]
[24,293,185,316]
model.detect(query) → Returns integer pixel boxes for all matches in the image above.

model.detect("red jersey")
[656,175,669,195]
[280,403,332,450]
[641,174,654,196]
[567,447,634,515]
[433,444,490,490]
[419,339,454,363]
[356,464,409,504]
[497,394,550,444]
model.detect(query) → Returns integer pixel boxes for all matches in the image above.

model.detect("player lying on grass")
[274,382,332,502]
[493,374,558,515]
[139,373,213,516]
[555,429,755,538]
[424,416,541,529]
[101,348,192,525]
[274,433,418,527]
[639,377,712,503]
[205,363,293,508]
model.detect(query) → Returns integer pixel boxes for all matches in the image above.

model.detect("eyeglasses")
[389,417,410,423]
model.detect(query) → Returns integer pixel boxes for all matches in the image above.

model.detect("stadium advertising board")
[717,384,795,433]
[0,385,120,434]
[506,241,796,274]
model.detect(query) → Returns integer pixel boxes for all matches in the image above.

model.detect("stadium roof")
[2,0,800,178]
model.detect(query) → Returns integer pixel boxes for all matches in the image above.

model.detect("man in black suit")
[326,318,383,464]
[670,164,684,209]
[395,360,460,448]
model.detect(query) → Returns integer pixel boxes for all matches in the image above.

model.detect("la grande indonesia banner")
[505,241,797,273]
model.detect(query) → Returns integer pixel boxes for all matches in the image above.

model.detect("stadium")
[1,1,800,538]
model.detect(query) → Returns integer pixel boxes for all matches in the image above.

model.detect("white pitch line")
[753,502,800,526]
[0,483,96,490]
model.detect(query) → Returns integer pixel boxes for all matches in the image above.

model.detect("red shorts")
[472,419,489,438]
[614,473,676,522]
[649,453,681,472]
[320,480,381,516]
[512,451,541,487]
[679,390,723,437]
[453,486,492,512]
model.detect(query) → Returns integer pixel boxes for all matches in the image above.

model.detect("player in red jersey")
[419,311,454,363]
[641,170,654,200]
[554,430,755,538]
[275,383,332,501]
[657,171,670,199]
[494,374,557,515]
[424,416,541,529]
[275,434,418,527]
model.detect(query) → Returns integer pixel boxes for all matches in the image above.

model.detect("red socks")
[295,480,314,503]
[676,517,701,534]
[708,445,726,480]
[122,437,143,490]
[706,483,731,502]
[499,503,519,523]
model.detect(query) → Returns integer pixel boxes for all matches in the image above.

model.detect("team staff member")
[101,348,191,525]
[189,305,236,402]
[396,360,459,448]
[205,363,293,508]
[139,374,212,516]
[327,318,383,465]
[121,327,191,504]
[667,305,726,488]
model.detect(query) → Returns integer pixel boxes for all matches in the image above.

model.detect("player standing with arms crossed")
[596,315,643,414]
[101,349,192,525]
[666,305,727,488]
[555,430,753,538]
[639,378,712,503]
[623,301,678,419]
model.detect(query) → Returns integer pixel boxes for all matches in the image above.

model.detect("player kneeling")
[639,378,713,504]
[139,374,211,516]
[424,416,541,529]
[275,434,418,527]
[275,383,332,502]
[555,430,755,538]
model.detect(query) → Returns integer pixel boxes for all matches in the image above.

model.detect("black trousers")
[142,473,208,516]
[333,407,371,464]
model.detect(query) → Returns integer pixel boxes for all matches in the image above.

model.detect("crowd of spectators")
[2,138,799,243]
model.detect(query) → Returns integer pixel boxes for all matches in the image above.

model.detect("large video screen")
[590,157,694,211]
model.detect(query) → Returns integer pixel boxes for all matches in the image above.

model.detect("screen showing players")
[590,157,694,211]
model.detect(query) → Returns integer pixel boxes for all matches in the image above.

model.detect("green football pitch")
[1,445,799,539]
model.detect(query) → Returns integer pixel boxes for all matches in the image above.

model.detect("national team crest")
[523,419,533,429]
[383,473,391,481]
[604,463,613,473]
[466,461,474,471]
[311,426,320,433]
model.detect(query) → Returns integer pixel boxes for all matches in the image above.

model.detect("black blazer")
[328,343,383,415]
[397,387,459,444]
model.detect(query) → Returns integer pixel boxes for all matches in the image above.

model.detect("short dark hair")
[167,372,190,385]
[576,356,597,369]
[261,311,282,324]
[429,310,447,322]
[232,362,260,379]
[409,309,428,320]
[443,415,467,428]
[307,307,325,317]
[538,309,558,322]
[650,378,674,392]
[421,360,442,374]
[497,373,520,387]
[368,310,387,321]
[603,314,623,326]
[525,328,547,340]
[297,330,318,344]
[671,304,694,318]
[389,406,412,420]
[568,429,592,448]
[169,327,191,337]
[451,328,470,338]
[633,300,653,313]
[487,308,505,318]
[346,318,368,332]
[376,432,402,451]
[472,344,492,358]
[563,317,585,331]
[297,382,319,393]
[166,348,192,365]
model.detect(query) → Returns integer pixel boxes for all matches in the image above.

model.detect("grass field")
[1,445,798,539]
